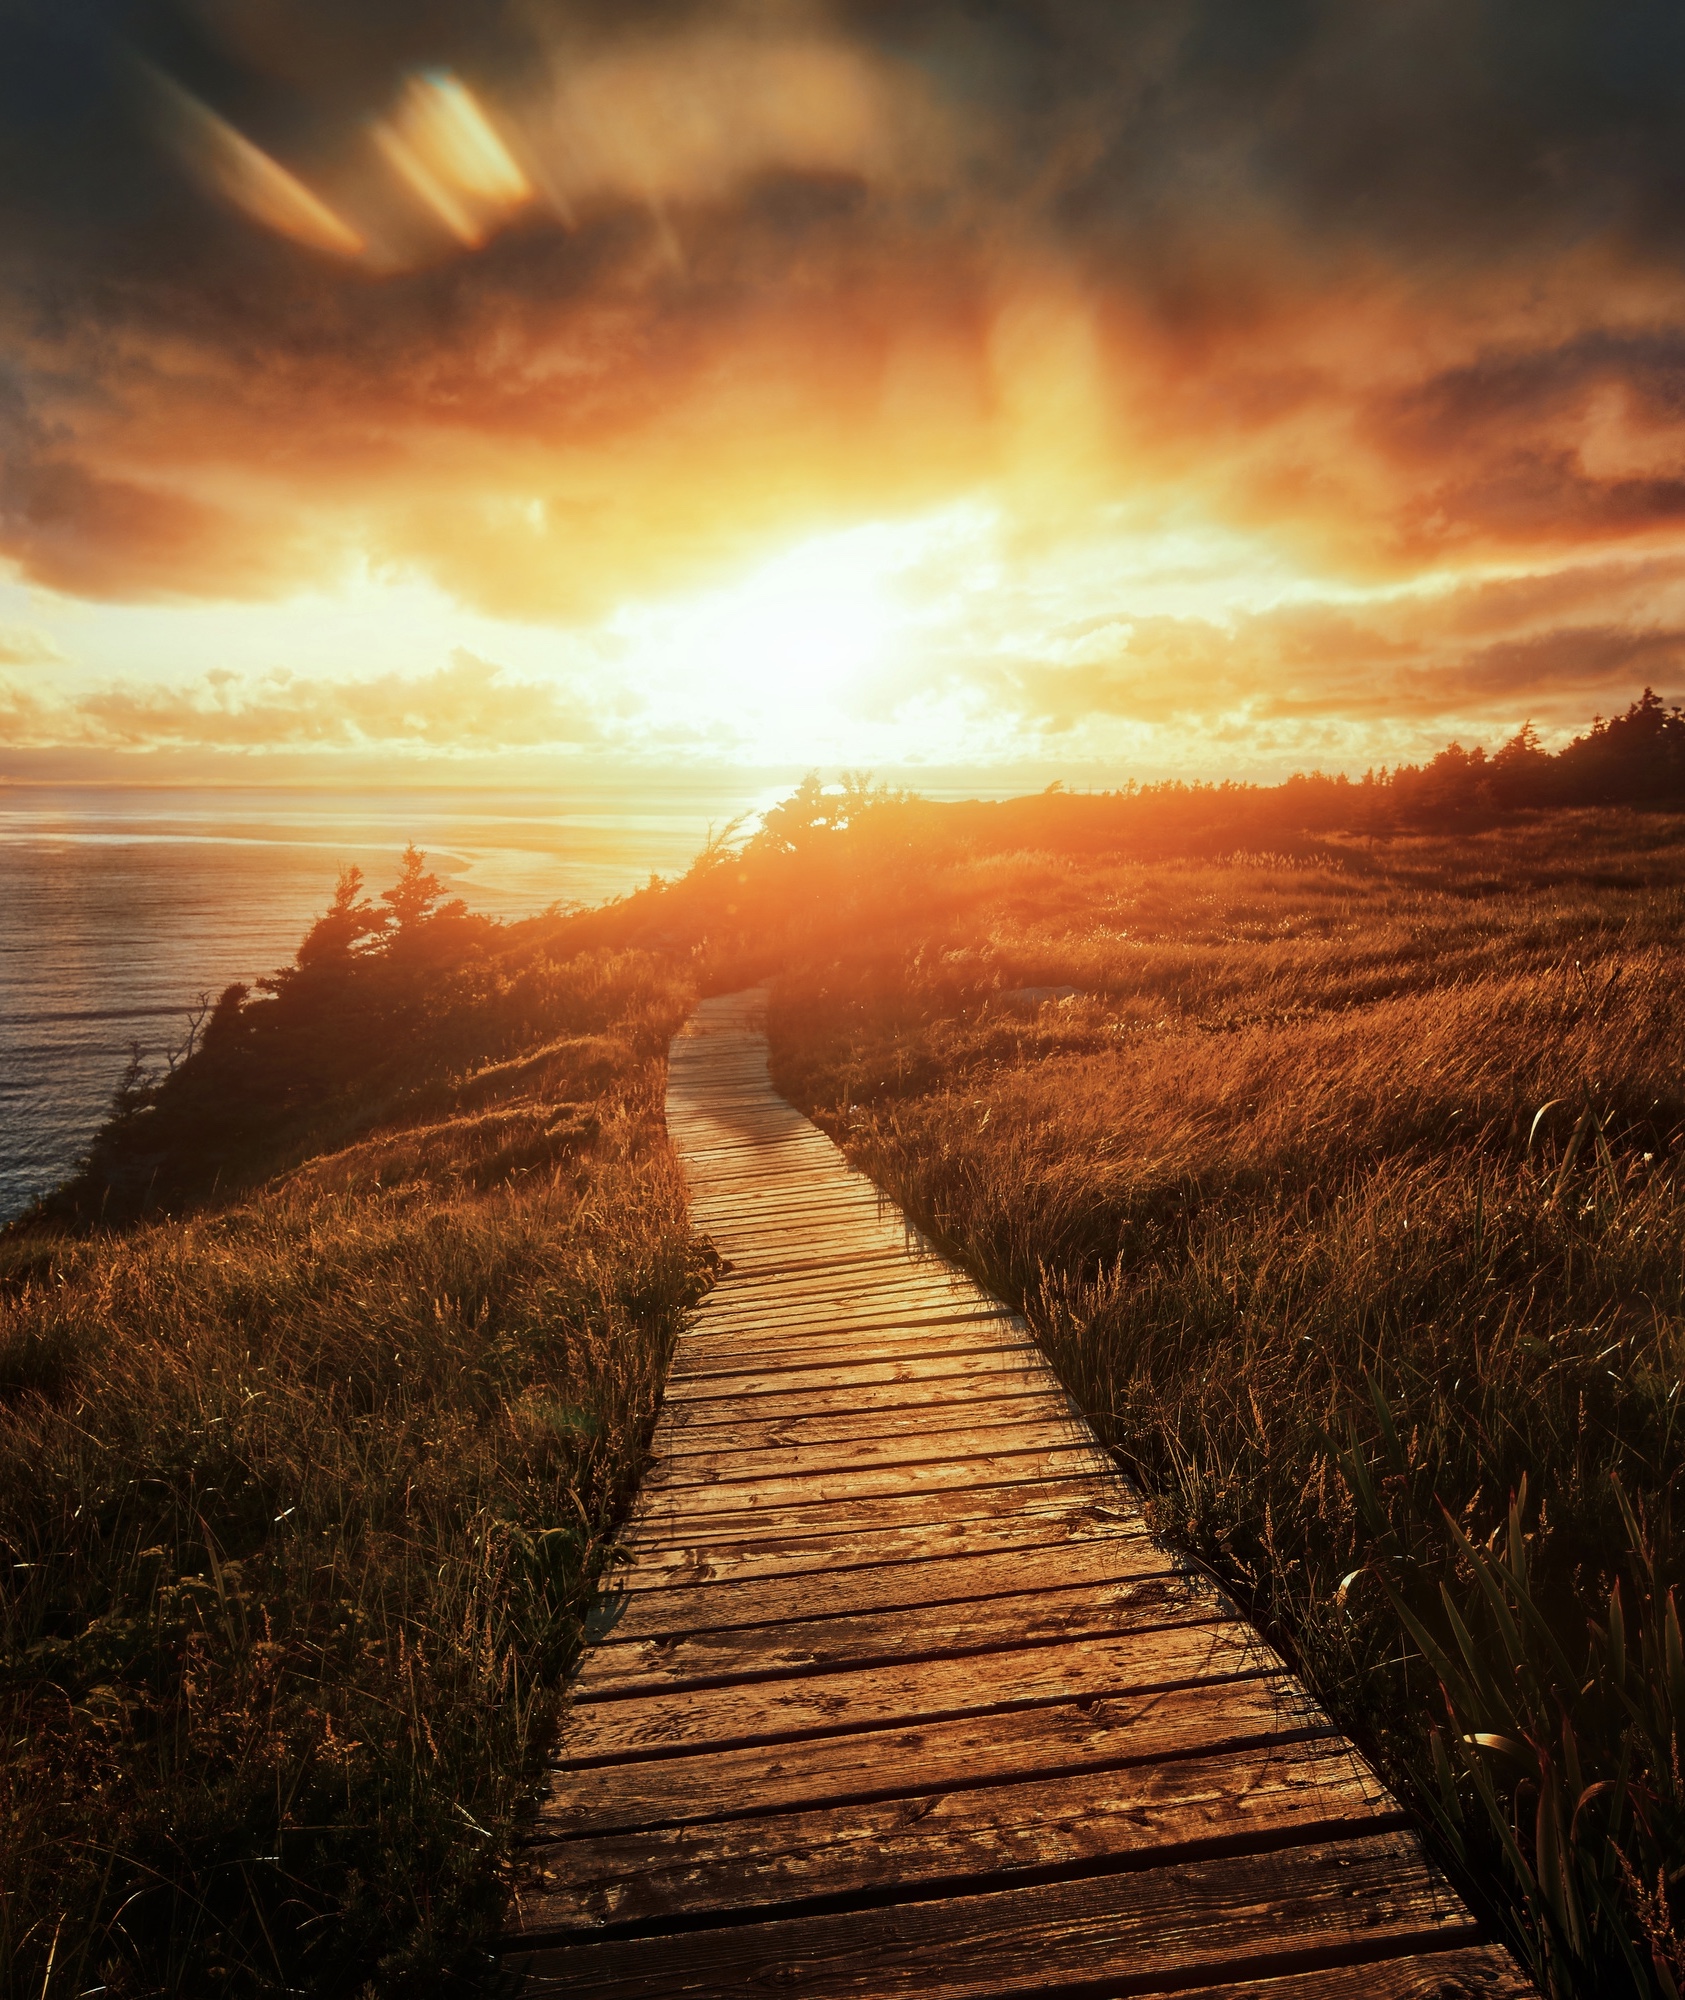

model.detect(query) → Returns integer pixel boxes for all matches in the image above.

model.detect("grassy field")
[749,808,1685,2000]
[0,888,705,1997]
[12,782,1685,1997]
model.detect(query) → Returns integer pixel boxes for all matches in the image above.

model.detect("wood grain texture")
[507,1831,1479,1998]
[1191,1950,1535,1999]
[643,1420,1098,1491]
[668,1320,1029,1381]
[606,1500,1156,1593]
[541,1674,1335,1835]
[659,1384,1073,1450]
[594,1532,1177,1640]
[518,1738,1393,1935]
[621,1470,1122,1551]
[669,1332,1032,1388]
[662,1350,1051,1407]
[503,991,1528,1998]
[554,1620,1264,1766]
[571,1573,1211,1700]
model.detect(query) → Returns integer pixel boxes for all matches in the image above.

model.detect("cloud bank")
[1,649,597,753]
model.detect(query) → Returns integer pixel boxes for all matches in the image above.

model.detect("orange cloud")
[10,0,1685,761]
[0,626,61,664]
[1,650,599,753]
[972,554,1685,737]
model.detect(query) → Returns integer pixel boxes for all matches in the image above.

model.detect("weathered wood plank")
[1200,1952,1528,2000]
[675,1322,1032,1374]
[690,1278,997,1333]
[609,1498,1153,1593]
[692,1176,890,1204]
[645,1420,1095,1492]
[554,1621,1268,1767]
[691,1197,895,1231]
[690,1163,886,1190]
[624,1448,1113,1532]
[673,1112,807,1132]
[692,1182,890,1206]
[684,1306,1011,1348]
[1192,1948,1533,1997]
[668,1334,1036,1393]
[594,1529,1175,1639]
[696,1247,978,1281]
[675,1307,1026,1364]
[516,1738,1391,1937]
[658,1386,1077,1453]
[686,1172,884,1198]
[687,1305,1022,1348]
[676,1136,811,1152]
[690,1186,897,1214]
[676,1316,1018,1365]
[663,1379,1062,1433]
[506,1831,1477,1998]
[692,1223,905,1252]
[708,1246,931,1284]
[621,1476,1139,1557]
[543,1673,1332,1834]
[661,1350,1054,1408]
[573,1571,1204,1699]
[693,1215,901,1239]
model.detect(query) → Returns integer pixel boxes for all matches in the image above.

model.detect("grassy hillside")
[743,808,1685,2000]
[0,864,708,1997]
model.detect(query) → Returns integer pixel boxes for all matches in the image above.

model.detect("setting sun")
[612,521,915,760]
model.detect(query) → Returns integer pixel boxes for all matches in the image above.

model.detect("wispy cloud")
[0,626,62,665]
[0,649,598,753]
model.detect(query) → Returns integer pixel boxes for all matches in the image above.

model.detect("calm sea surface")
[0,780,769,1221]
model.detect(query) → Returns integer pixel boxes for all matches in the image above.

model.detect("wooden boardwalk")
[502,991,1527,1998]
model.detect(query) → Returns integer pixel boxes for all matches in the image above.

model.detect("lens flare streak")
[373,72,532,247]
[143,65,364,259]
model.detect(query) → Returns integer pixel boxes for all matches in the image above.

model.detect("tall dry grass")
[766,814,1685,1999]
[0,955,704,1997]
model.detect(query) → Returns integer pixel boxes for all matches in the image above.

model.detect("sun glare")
[691,539,894,695]
[612,522,925,758]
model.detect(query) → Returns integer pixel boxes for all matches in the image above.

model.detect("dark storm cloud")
[14,3,1685,302]
[1071,2,1685,261]
[9,3,1685,348]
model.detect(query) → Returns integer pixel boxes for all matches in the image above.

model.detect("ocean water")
[0,780,767,1221]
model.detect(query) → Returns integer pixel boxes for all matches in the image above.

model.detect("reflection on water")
[0,780,767,1221]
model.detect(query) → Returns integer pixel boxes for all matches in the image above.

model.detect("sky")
[7,0,1685,783]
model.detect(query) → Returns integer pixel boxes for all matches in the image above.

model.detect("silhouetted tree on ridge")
[60,847,514,1218]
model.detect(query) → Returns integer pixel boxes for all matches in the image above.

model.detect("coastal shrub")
[50,844,679,1221]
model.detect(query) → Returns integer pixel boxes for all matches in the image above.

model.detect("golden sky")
[6,1,1685,778]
